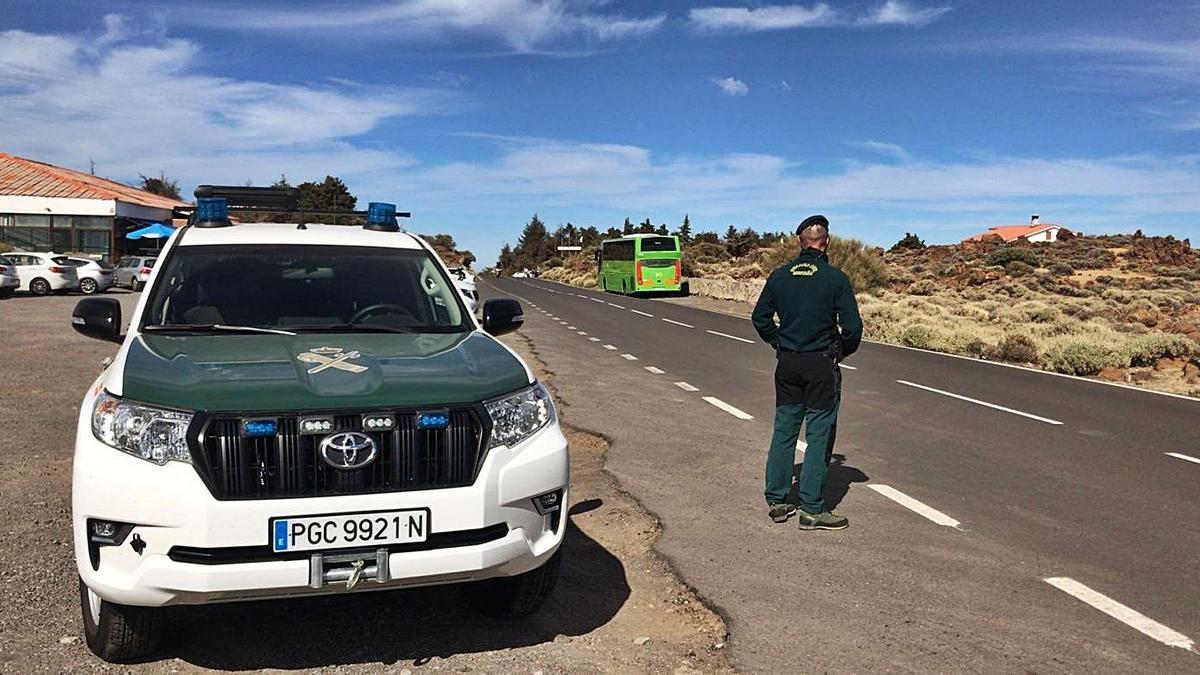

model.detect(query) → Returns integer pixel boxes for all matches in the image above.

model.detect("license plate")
[270,508,429,553]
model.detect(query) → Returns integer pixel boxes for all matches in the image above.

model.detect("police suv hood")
[118,331,531,413]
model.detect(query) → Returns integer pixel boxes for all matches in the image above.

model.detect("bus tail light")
[674,260,681,283]
[636,261,643,285]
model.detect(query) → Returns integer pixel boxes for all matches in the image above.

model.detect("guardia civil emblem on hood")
[296,346,368,375]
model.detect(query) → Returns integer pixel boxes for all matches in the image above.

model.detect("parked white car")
[448,266,479,313]
[0,256,19,298]
[67,257,117,295]
[7,251,79,295]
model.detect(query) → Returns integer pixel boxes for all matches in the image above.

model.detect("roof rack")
[174,185,411,232]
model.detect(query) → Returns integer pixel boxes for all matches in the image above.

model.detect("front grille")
[191,408,488,500]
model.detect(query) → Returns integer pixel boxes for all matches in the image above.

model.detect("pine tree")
[622,217,634,235]
[297,175,357,224]
[724,224,738,242]
[655,223,669,235]
[676,214,692,244]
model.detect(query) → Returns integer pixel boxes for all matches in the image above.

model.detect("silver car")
[113,256,157,291]
[0,256,19,298]
[67,257,117,295]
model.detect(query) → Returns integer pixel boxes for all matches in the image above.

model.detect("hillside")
[540,231,1200,397]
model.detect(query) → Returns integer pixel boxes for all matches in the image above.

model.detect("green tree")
[515,214,552,269]
[604,226,623,239]
[675,214,693,244]
[890,232,926,252]
[655,223,669,236]
[580,226,601,247]
[139,171,181,200]
[622,217,634,235]
[271,174,293,189]
[724,224,738,242]
[498,243,515,272]
[422,233,457,249]
[297,175,357,224]
[637,218,656,234]
[694,231,721,245]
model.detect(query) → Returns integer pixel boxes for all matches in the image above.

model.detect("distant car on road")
[0,256,19,298]
[66,257,116,295]
[113,256,156,291]
[6,251,79,295]
[448,266,479,313]
[511,271,529,278]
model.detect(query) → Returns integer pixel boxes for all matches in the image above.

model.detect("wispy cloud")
[852,140,911,161]
[856,1,951,27]
[689,4,837,32]
[0,19,448,189]
[688,2,950,32]
[172,0,665,53]
[712,76,750,96]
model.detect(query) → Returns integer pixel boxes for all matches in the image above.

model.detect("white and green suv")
[70,193,568,662]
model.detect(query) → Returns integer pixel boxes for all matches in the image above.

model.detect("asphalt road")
[482,276,1200,673]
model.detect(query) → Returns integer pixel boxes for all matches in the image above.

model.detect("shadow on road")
[789,453,870,511]
[159,516,627,670]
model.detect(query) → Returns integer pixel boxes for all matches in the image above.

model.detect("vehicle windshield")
[141,244,469,333]
[639,237,678,252]
[0,257,11,266]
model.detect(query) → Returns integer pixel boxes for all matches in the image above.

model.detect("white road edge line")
[868,485,960,528]
[839,363,857,370]
[706,329,755,344]
[896,380,1064,425]
[630,309,655,317]
[662,318,694,328]
[702,396,754,420]
[1165,452,1200,465]
[645,366,665,374]
[621,353,638,361]
[603,344,618,350]
[1044,577,1195,651]
[607,302,625,309]
[674,381,699,392]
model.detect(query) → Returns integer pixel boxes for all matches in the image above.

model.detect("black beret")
[796,214,829,235]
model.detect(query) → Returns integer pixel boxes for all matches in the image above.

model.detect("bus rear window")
[639,237,677,252]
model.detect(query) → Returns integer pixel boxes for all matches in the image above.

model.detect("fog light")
[91,520,117,538]
[300,416,334,435]
[362,413,395,430]
[86,519,135,571]
[533,490,562,515]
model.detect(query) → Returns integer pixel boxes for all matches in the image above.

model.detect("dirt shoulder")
[0,291,728,674]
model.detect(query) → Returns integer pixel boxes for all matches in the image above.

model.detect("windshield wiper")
[142,324,297,336]
[288,323,418,334]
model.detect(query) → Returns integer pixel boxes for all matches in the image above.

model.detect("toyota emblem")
[318,431,378,470]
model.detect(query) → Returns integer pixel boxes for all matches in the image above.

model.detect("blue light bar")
[194,197,231,228]
[416,411,450,430]
[242,419,278,438]
[364,202,399,232]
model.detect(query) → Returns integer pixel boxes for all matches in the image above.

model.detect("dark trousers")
[764,350,841,513]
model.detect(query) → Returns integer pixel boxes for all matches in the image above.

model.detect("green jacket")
[751,248,863,356]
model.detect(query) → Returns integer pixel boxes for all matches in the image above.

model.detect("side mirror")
[482,298,524,336]
[72,297,123,343]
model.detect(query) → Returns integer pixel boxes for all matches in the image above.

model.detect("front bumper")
[73,405,569,607]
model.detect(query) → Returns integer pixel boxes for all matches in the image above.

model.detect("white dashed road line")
[621,353,638,361]
[839,363,857,370]
[630,309,655,317]
[607,302,625,309]
[588,337,601,342]
[896,380,1064,425]
[590,298,605,304]
[703,396,755,420]
[603,344,618,350]
[1165,452,1200,465]
[567,325,576,329]
[706,330,755,344]
[868,485,961,528]
[577,331,588,336]
[1044,577,1195,651]
[645,366,665,374]
[662,318,694,328]
[674,381,699,392]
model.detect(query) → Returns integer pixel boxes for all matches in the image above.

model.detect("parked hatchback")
[67,257,117,295]
[113,256,156,291]
[0,256,19,298]
[7,251,79,295]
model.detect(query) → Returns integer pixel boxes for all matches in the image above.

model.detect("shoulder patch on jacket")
[789,262,819,277]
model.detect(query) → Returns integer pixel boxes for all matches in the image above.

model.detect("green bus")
[597,234,682,294]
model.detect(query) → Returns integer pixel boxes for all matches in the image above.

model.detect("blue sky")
[1,0,1197,262]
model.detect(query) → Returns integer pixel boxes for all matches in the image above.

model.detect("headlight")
[91,391,192,465]
[485,383,556,450]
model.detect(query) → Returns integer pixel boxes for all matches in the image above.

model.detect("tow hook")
[308,549,390,589]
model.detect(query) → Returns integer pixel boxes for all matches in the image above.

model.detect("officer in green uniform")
[752,215,862,530]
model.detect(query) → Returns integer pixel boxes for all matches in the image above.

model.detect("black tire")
[0,288,13,299]
[29,278,51,296]
[79,278,98,294]
[462,549,561,618]
[79,578,164,663]
[130,279,143,292]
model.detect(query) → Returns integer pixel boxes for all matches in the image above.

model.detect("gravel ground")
[0,291,730,673]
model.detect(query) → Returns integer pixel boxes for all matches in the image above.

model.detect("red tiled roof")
[966,224,1068,242]
[0,153,189,210]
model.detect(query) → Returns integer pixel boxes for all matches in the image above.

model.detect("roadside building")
[966,214,1073,243]
[0,152,188,260]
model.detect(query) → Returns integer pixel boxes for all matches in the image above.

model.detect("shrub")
[900,324,938,349]
[544,256,564,268]
[1041,339,1125,376]
[908,279,938,296]
[1125,333,1197,367]
[0,243,11,254]
[1048,263,1074,276]
[992,334,1040,364]
[828,237,889,293]
[986,247,1041,268]
[890,232,926,252]
[1006,260,1035,276]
